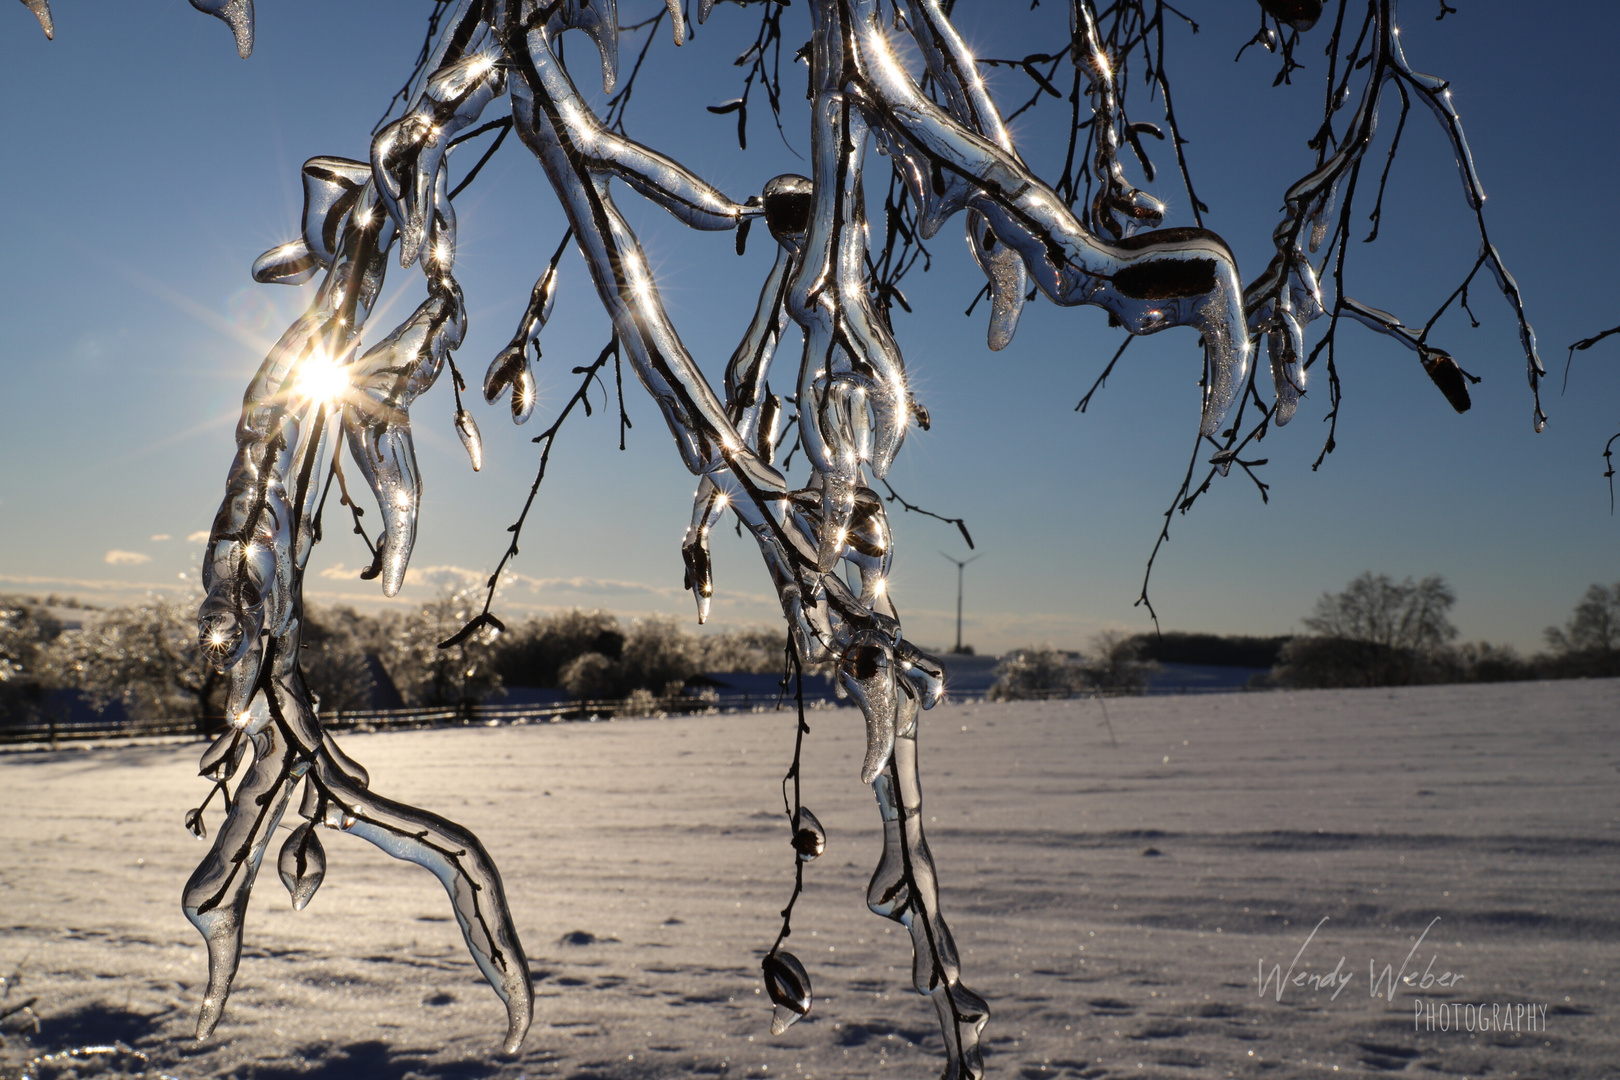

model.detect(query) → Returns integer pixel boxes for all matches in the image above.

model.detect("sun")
[293,349,348,406]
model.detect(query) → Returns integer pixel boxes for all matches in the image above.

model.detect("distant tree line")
[988,630,1161,700]
[0,588,785,730]
[984,575,1620,699]
[1127,632,1291,669]
[6,575,1616,722]
[1270,573,1620,689]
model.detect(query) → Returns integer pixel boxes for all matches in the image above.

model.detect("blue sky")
[1,1,1615,656]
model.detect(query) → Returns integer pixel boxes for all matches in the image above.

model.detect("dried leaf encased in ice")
[762,950,812,1034]
[277,819,326,911]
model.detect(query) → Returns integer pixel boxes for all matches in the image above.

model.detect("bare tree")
[1544,583,1620,676]
[1278,571,1458,686]
[1303,572,1458,652]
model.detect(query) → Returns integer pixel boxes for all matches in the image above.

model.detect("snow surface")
[2,679,1617,1079]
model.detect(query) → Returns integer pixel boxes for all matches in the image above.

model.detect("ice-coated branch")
[184,633,532,1051]
[185,0,535,1050]
[759,648,824,1035]
[1566,326,1620,511]
[115,0,1554,1070]
[462,331,622,643]
[843,0,1252,440]
[869,736,990,1080]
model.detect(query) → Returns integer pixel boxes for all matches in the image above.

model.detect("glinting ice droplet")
[791,807,826,862]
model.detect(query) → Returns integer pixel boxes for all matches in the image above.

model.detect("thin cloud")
[431,566,775,606]
[105,550,152,566]
[150,534,171,542]
[310,562,777,607]
[187,530,211,544]
[0,573,192,612]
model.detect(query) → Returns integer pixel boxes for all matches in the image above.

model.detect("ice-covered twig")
[1140,0,1548,619]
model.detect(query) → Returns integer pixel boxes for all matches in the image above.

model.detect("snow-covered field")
[3,680,1616,1079]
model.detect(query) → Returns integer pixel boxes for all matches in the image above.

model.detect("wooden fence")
[0,691,839,747]
[0,682,1221,748]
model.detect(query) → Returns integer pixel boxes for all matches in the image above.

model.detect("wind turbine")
[939,551,983,654]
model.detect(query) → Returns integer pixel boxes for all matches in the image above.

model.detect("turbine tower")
[940,551,983,655]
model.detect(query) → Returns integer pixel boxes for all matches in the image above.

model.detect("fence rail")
[0,681,1260,747]
[0,692,839,746]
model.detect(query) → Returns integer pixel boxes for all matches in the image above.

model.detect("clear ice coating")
[189,0,254,58]
[762,950,813,1035]
[791,807,827,862]
[0,0,1530,1069]
[184,0,530,1055]
[19,0,52,39]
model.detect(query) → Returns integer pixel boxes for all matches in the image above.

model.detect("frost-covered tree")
[387,586,505,707]
[1084,628,1158,692]
[988,645,1089,700]
[692,626,784,674]
[989,632,1155,698]
[299,605,380,712]
[0,598,61,725]
[496,610,782,693]
[44,596,225,731]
